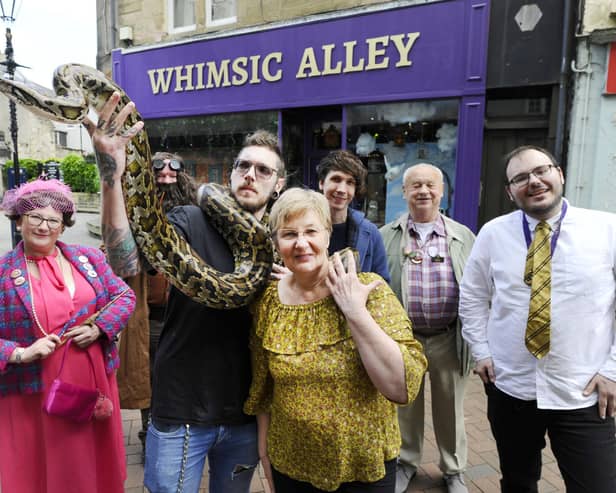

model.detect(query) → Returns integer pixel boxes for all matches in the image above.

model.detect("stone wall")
[110,1,431,50]
[72,192,101,213]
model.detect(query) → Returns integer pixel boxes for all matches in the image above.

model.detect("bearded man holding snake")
[85,92,286,493]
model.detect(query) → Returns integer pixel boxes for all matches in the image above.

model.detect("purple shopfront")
[113,0,489,231]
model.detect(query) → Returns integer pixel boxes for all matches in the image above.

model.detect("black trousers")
[485,383,616,493]
[272,459,396,493]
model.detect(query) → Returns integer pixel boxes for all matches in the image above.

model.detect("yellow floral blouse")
[244,272,427,491]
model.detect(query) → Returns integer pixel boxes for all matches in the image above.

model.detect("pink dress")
[0,252,126,493]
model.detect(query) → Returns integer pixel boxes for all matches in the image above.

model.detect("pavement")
[121,374,567,493]
[0,212,567,492]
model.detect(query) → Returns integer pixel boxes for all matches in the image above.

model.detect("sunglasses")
[232,159,278,181]
[152,159,183,171]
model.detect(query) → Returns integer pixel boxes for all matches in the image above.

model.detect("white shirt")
[459,203,616,409]
[412,221,435,245]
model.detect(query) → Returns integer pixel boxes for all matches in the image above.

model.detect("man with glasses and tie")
[459,145,616,493]
[86,93,285,493]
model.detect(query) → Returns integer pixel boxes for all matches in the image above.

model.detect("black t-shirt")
[329,222,348,255]
[150,205,254,426]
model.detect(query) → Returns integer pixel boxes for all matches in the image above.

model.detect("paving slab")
[122,377,567,492]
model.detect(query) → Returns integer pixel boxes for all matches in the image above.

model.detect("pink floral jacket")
[0,241,135,396]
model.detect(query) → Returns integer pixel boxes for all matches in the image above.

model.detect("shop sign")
[146,32,421,95]
[112,0,489,118]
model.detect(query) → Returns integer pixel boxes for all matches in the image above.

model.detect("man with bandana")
[115,151,197,460]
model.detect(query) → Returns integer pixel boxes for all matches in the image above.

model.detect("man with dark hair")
[86,93,285,493]
[316,149,390,281]
[460,145,616,492]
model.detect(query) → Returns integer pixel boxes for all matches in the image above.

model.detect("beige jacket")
[380,213,476,375]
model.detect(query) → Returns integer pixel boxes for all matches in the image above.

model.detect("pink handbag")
[43,339,113,423]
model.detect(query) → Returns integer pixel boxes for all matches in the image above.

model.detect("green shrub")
[2,155,100,194]
[60,154,100,193]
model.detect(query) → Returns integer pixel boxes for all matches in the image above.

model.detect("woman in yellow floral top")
[244,188,427,492]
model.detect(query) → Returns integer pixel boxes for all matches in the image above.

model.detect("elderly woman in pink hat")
[0,178,135,493]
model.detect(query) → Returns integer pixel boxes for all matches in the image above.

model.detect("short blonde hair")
[269,188,332,237]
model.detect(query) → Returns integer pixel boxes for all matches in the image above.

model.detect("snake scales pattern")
[0,63,273,309]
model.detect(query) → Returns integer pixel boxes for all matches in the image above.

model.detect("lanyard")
[522,200,568,253]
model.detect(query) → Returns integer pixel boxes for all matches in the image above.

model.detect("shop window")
[169,0,196,33]
[54,131,68,148]
[346,99,459,226]
[146,110,277,185]
[206,0,236,27]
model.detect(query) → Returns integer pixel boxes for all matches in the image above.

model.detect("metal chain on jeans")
[176,424,191,493]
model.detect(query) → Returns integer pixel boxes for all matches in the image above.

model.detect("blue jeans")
[144,420,258,493]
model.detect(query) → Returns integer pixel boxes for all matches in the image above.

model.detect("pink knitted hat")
[1,178,75,216]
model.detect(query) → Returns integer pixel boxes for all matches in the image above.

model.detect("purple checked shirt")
[406,215,459,334]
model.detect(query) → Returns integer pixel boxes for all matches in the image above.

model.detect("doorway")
[479,128,549,228]
[281,106,342,190]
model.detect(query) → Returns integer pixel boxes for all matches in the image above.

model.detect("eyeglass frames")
[508,164,556,188]
[152,159,183,171]
[276,227,324,242]
[24,213,63,230]
[233,159,278,181]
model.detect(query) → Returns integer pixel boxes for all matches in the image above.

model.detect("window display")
[146,110,277,184]
[346,99,459,226]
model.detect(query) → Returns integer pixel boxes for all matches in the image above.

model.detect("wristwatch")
[14,347,25,364]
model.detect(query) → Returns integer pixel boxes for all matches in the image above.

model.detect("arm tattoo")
[101,224,141,277]
[95,150,118,188]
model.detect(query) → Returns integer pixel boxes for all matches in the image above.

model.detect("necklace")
[26,265,49,336]
[24,247,64,337]
[408,231,433,264]
[407,220,437,264]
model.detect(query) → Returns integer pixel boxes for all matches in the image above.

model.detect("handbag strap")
[54,338,96,381]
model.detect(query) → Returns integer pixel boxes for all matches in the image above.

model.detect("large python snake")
[0,63,273,309]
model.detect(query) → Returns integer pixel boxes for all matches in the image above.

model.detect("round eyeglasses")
[24,213,63,230]
[153,159,183,171]
[233,159,278,181]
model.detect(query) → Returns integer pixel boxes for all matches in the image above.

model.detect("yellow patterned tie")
[524,221,552,358]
